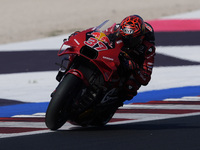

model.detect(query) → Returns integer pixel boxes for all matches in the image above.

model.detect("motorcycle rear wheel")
[45,74,83,130]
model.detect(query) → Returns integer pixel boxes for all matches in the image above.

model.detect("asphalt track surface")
[1,115,200,150]
[1,30,200,149]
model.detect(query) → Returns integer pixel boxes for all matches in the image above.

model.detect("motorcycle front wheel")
[45,74,84,130]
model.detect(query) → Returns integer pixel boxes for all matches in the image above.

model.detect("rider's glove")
[125,59,139,71]
[119,52,139,71]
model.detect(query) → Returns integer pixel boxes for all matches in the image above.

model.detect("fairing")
[58,20,124,81]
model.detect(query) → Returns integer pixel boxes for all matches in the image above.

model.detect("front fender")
[66,69,89,86]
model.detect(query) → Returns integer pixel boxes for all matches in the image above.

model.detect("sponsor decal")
[102,56,114,61]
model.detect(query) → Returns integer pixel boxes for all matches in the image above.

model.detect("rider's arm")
[133,41,156,85]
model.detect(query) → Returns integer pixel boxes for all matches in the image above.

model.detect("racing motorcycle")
[45,20,130,130]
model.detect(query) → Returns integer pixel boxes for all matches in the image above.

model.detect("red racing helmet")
[119,15,146,48]
[119,15,145,38]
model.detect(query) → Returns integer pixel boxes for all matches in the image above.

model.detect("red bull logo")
[91,32,112,48]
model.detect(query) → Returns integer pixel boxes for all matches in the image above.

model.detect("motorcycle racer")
[111,15,156,100]
[46,16,156,129]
